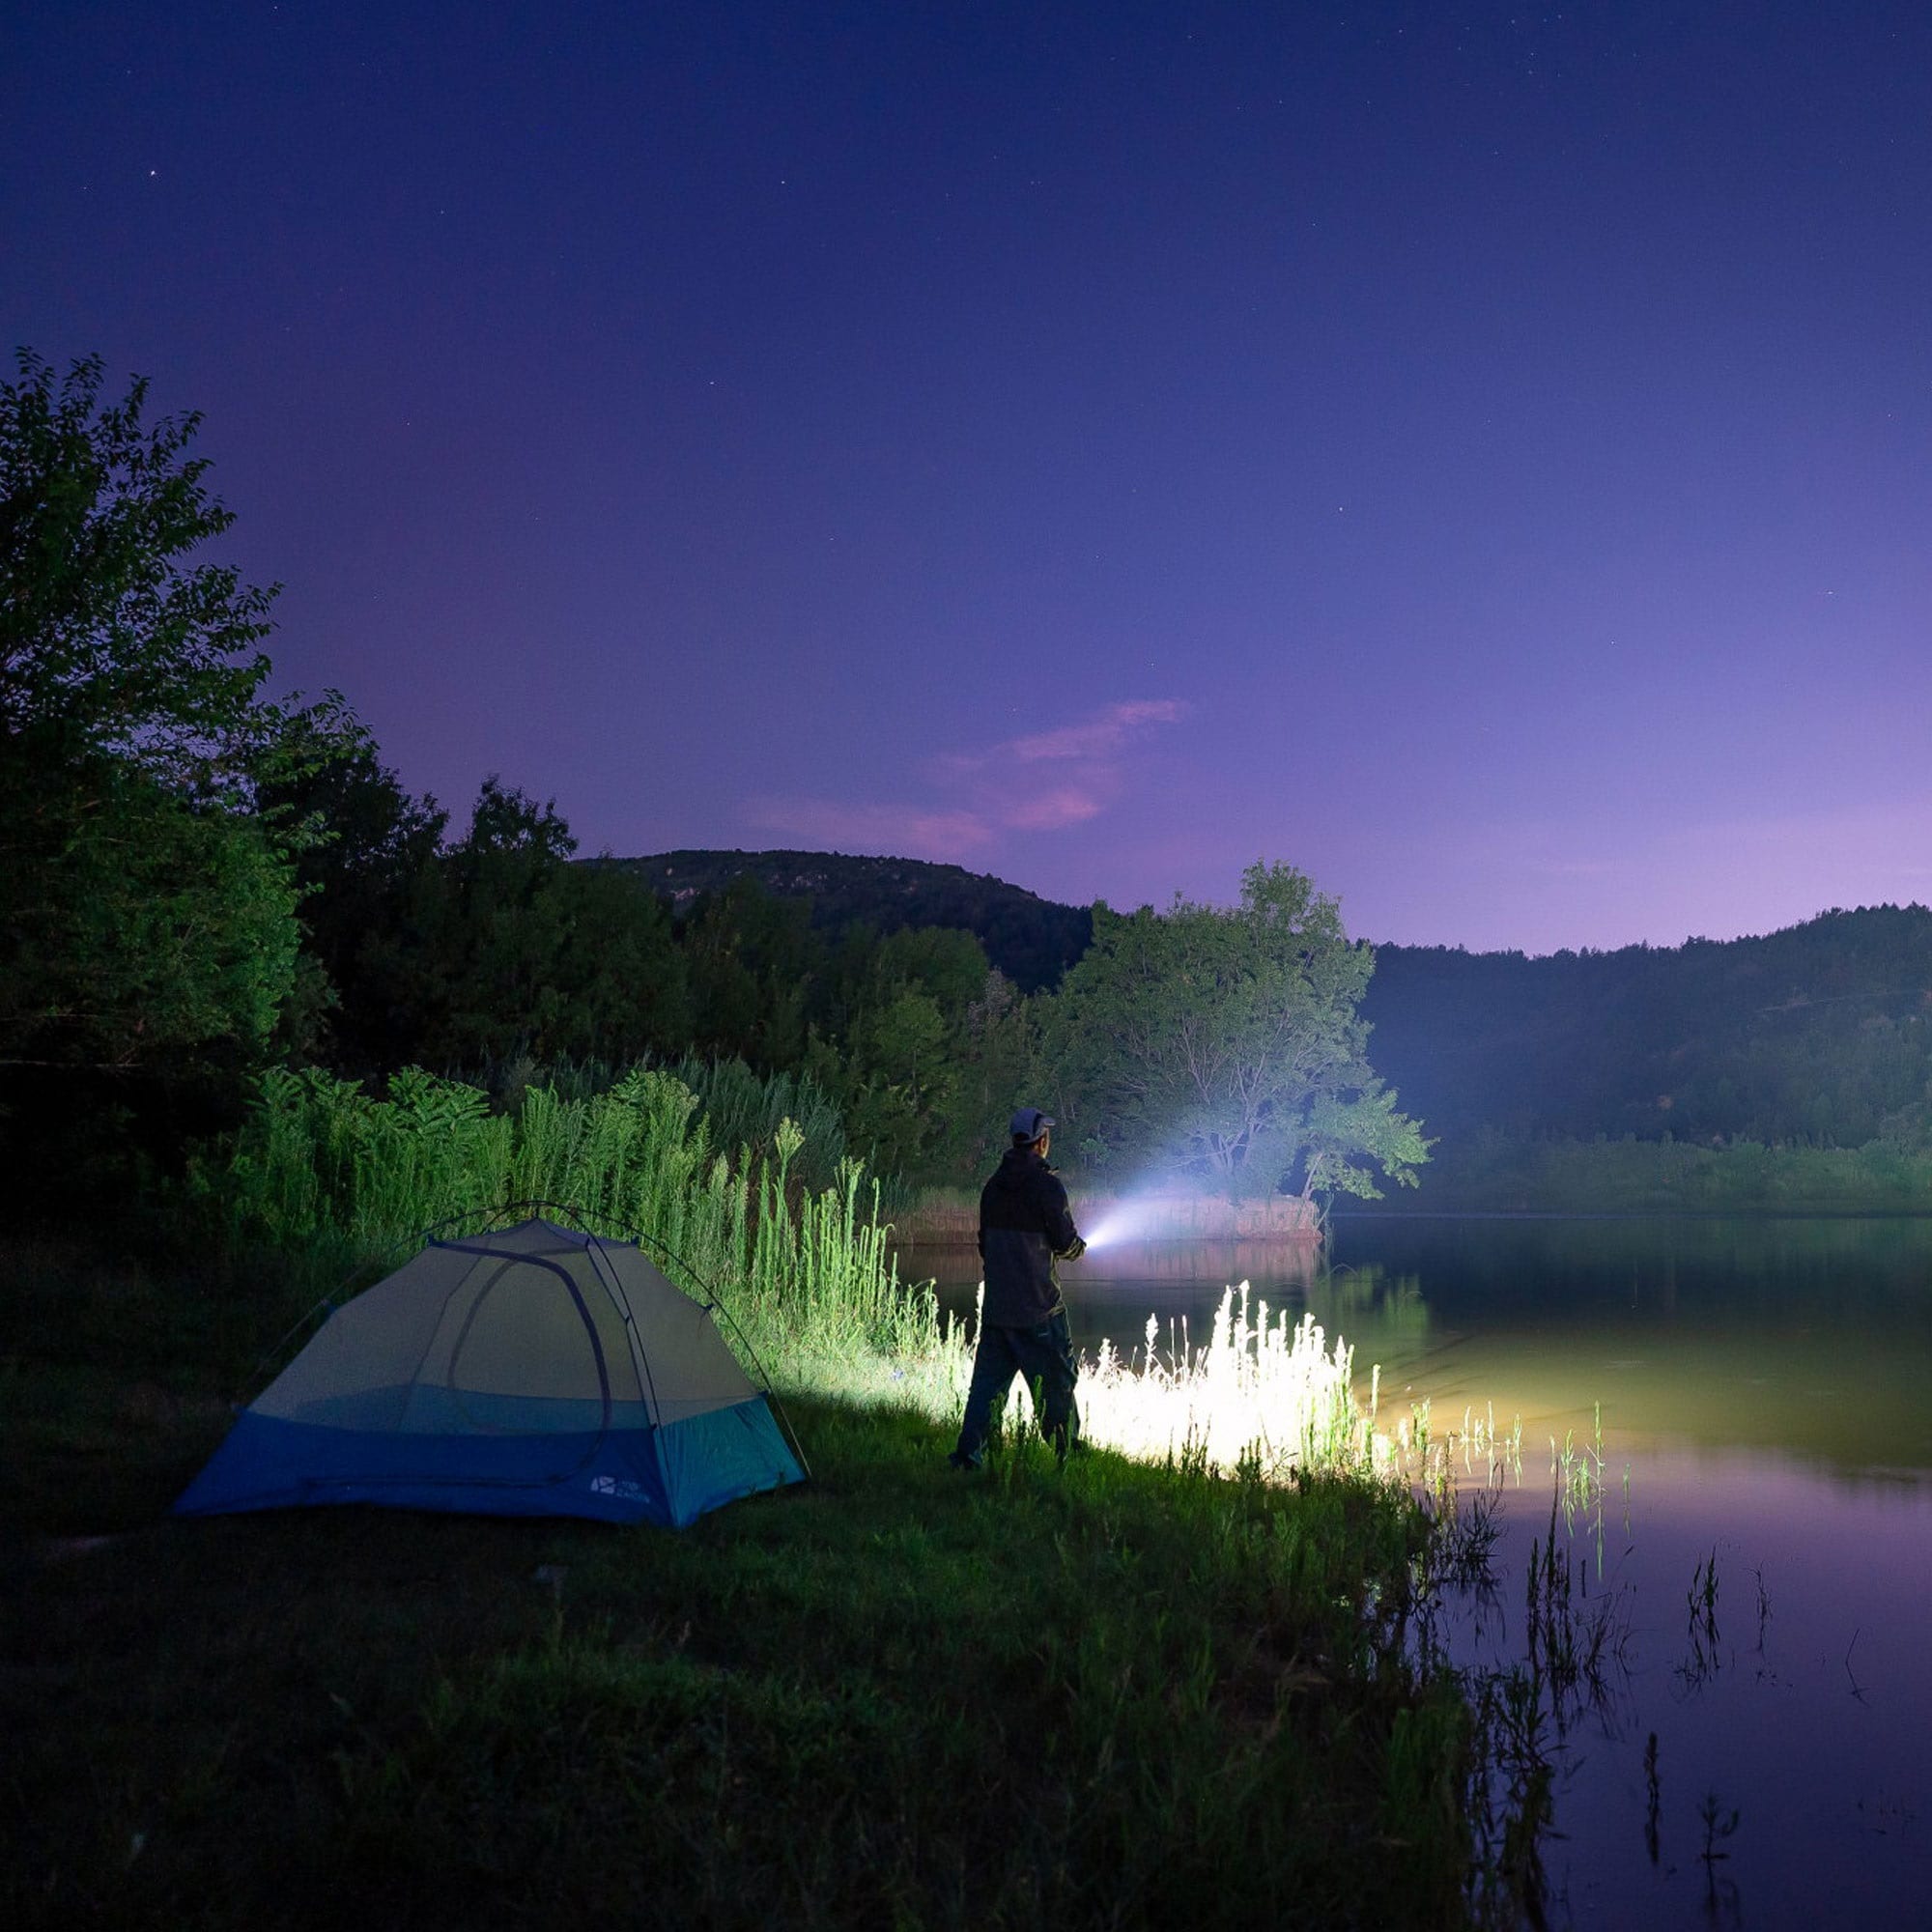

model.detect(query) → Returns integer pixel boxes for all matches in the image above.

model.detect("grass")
[2,1236,1486,1930]
[4,1071,1549,1932]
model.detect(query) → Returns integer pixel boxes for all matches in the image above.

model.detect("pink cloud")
[743,796,993,858]
[745,697,1188,864]
[1001,786,1105,831]
[1008,698,1187,764]
[939,698,1188,778]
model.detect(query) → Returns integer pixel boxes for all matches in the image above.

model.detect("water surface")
[902,1214,1932,1928]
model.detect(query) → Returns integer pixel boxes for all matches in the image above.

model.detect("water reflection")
[898,1215,1932,1927]
[904,1212,1932,1481]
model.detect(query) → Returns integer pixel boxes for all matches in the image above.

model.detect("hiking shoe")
[946,1450,981,1472]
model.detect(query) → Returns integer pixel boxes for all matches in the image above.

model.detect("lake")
[902,1214,1932,1929]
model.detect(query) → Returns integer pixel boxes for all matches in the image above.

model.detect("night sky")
[8,2,1929,953]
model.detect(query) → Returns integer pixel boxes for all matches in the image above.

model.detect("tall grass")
[1079,1287,1369,1474]
[197,1067,1506,1495]
[465,1051,850,1193]
[192,1065,939,1377]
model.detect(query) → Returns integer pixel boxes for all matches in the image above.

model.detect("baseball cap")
[1009,1107,1056,1140]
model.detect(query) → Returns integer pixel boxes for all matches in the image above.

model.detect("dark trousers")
[953,1310,1080,1464]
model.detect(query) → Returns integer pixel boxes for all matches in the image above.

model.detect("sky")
[6,1,1929,953]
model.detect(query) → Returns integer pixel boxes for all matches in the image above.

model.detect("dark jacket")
[978,1147,1083,1326]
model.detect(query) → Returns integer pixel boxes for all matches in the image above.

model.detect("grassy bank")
[1,1237,1491,1931]
[0,1072,1543,1924]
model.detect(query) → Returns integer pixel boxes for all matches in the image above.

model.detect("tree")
[0,351,328,1074]
[678,876,822,1069]
[0,750,299,1070]
[1042,862,1428,1201]
[252,723,449,1070]
[395,779,692,1070]
[807,925,993,1181]
[1,351,277,791]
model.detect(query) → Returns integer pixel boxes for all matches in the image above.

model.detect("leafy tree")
[1042,862,1428,1201]
[945,965,1043,1178]
[0,750,298,1070]
[0,351,332,1075]
[678,876,822,1069]
[809,925,992,1181]
[1,350,278,791]
[253,724,449,1070]
[396,779,692,1069]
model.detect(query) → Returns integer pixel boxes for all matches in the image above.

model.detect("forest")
[0,351,1420,1228]
[9,344,1927,1229]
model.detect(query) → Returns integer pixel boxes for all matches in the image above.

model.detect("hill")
[1362,905,1932,1150]
[598,849,1094,993]
[602,851,1932,1152]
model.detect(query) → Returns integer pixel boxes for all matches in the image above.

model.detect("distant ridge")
[597,851,1932,1150]
[598,848,1094,993]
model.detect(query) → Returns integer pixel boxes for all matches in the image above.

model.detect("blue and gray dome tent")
[175,1208,807,1528]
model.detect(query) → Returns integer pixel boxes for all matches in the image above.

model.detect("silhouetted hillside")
[602,853,1932,1151]
[599,849,1094,993]
[1362,906,1932,1149]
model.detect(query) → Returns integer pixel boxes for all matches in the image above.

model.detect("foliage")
[348,777,694,1071]
[0,750,300,1071]
[251,723,450,1066]
[0,352,352,1094]
[1044,861,1428,1201]
[677,874,819,1067]
[195,1064,932,1367]
[1363,905,1932,1154]
[1396,1126,1932,1214]
[603,846,1094,992]
[1,349,276,790]
[810,924,993,1180]
[663,1053,849,1193]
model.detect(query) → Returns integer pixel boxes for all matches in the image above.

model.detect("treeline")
[605,855,1932,1163]
[5,352,1426,1227]
[262,751,1040,1191]
[602,849,1092,994]
[1361,909,1932,1151]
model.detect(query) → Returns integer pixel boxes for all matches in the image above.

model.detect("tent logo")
[590,1475,646,1500]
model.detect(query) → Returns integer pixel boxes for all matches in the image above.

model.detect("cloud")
[742,797,994,859]
[1002,785,1106,832]
[940,698,1188,778]
[1009,699,1187,764]
[743,698,1187,860]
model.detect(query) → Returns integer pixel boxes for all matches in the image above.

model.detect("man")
[948,1106,1087,1469]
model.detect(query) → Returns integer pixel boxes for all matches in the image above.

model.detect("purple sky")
[8,2,1929,953]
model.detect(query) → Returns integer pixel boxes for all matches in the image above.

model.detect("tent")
[175,1214,806,1528]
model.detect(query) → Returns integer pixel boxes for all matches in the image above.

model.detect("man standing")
[949,1106,1087,1469]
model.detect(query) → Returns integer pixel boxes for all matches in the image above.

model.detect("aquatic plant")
[1076,1285,1374,1477]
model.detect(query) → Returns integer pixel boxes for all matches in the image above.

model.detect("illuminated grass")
[1081,1285,1371,1475]
[813,1277,1526,1504]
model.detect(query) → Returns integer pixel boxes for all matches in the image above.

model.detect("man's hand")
[1056,1236,1087,1262]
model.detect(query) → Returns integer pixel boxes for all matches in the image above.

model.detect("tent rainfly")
[175,1216,805,1528]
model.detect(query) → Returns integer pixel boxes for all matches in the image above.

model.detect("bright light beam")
[1081,1195,1164,1251]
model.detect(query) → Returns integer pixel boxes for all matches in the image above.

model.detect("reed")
[198,1071,1517,1502]
[190,1065,938,1379]
[1078,1285,1374,1476]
